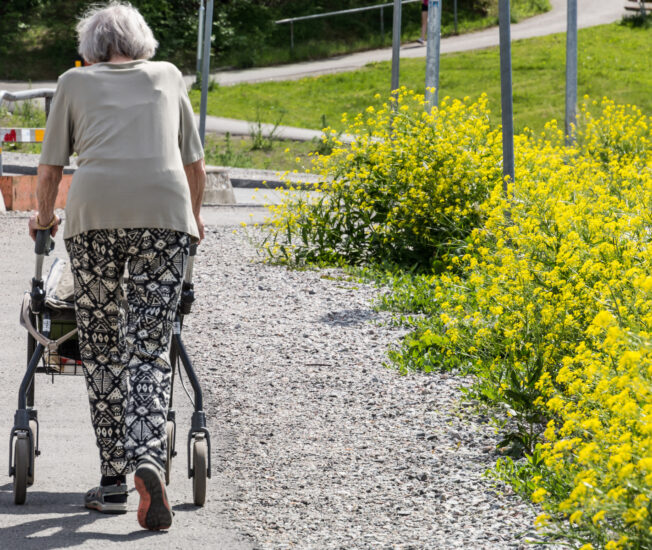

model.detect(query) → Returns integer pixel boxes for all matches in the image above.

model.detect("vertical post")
[391,0,402,95]
[565,0,578,144]
[380,6,384,43]
[498,0,515,191]
[199,0,215,146]
[196,0,205,75]
[290,21,294,54]
[425,0,442,111]
[454,0,458,34]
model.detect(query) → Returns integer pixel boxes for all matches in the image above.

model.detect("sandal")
[134,462,173,530]
[85,482,128,514]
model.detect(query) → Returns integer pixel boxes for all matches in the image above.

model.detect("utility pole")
[425,0,442,111]
[198,0,214,145]
[498,0,515,191]
[391,0,402,95]
[565,0,578,144]
[196,0,205,75]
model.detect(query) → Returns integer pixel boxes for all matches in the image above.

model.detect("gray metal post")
[380,6,384,42]
[498,0,515,190]
[565,0,578,144]
[196,0,205,75]
[391,0,402,94]
[199,0,214,145]
[425,0,442,111]
[290,21,294,53]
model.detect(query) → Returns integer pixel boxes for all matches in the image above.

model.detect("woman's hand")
[28,212,60,241]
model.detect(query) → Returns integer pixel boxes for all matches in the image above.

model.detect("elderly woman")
[28,1,205,531]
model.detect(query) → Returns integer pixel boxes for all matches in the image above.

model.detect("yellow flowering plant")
[262,88,501,268]
[260,91,651,548]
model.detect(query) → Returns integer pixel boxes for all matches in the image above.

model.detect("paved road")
[0,0,626,94]
[202,0,625,86]
[0,213,252,549]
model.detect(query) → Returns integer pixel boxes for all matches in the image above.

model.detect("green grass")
[191,22,651,134]
[204,133,319,171]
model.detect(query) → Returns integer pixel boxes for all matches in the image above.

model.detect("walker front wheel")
[27,420,37,486]
[192,436,207,506]
[13,436,29,505]
[165,420,175,485]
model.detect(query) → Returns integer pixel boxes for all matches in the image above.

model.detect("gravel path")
[0,208,542,548]
[183,225,540,549]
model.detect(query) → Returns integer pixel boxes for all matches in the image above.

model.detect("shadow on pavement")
[0,483,164,549]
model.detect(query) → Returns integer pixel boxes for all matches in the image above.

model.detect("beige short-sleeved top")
[40,60,203,240]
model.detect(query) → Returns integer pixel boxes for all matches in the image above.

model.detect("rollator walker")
[8,229,211,506]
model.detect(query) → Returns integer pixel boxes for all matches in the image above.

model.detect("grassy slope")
[191,23,651,134]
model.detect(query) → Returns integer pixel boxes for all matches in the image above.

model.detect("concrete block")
[203,167,236,205]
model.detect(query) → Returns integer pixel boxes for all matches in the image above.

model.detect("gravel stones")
[0,206,543,548]
[182,226,542,549]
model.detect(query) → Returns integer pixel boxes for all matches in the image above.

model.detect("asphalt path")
[203,0,625,86]
[0,213,252,549]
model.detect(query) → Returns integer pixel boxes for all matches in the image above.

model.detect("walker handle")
[35,230,54,256]
[34,230,54,282]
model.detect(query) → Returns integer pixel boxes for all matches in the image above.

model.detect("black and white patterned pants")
[65,228,189,476]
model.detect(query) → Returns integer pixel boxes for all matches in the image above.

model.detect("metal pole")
[565,0,578,144]
[196,0,205,75]
[199,0,214,146]
[380,6,384,42]
[454,0,458,34]
[425,0,442,110]
[498,0,515,190]
[391,0,402,94]
[290,21,294,54]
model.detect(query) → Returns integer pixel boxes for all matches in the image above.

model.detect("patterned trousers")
[65,228,189,476]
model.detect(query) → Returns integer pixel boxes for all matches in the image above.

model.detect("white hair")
[77,2,158,63]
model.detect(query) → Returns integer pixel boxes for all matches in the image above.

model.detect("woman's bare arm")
[28,164,63,240]
[184,158,206,243]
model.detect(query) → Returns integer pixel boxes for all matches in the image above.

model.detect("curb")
[2,164,319,189]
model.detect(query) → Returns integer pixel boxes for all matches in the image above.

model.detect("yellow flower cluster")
[428,98,651,548]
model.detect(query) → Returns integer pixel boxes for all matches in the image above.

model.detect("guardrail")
[0,89,54,177]
[275,0,421,52]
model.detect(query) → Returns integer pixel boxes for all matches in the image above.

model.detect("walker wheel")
[165,420,175,486]
[13,436,29,505]
[192,436,208,506]
[27,420,37,486]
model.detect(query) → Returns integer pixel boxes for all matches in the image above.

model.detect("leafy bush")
[263,89,501,268]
